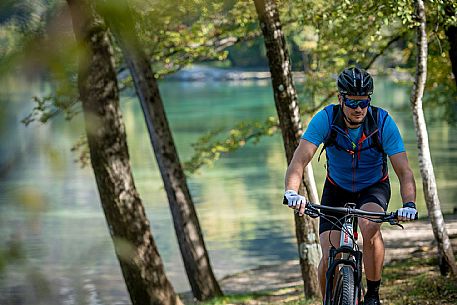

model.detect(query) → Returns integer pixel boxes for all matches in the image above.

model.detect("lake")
[0,77,456,305]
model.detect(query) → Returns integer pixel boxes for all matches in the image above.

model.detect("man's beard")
[344,112,365,127]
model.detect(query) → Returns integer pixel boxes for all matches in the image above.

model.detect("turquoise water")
[0,78,456,304]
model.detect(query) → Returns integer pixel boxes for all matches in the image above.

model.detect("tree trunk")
[104,2,223,300]
[444,5,457,88]
[66,1,183,304]
[410,0,457,277]
[253,0,321,298]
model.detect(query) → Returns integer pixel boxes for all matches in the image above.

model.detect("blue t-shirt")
[302,108,405,157]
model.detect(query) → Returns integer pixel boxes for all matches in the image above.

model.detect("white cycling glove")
[397,202,417,220]
[284,190,307,208]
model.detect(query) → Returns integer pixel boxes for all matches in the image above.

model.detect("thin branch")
[302,32,407,114]
[363,33,404,68]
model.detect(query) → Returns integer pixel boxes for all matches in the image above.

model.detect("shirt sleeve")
[381,115,405,156]
[301,109,330,147]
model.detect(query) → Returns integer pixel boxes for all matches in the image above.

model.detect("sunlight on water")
[0,78,456,304]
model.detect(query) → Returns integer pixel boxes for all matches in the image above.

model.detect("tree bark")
[104,2,223,301]
[444,4,457,88]
[66,1,184,304]
[410,0,457,277]
[253,0,321,298]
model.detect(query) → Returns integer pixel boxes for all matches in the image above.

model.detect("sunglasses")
[343,97,371,109]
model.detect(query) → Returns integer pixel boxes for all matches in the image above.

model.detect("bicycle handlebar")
[306,202,393,217]
[282,197,418,222]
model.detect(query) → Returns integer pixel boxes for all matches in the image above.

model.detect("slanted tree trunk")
[66,1,183,304]
[410,0,457,277]
[444,4,457,88]
[103,2,222,301]
[253,0,321,298]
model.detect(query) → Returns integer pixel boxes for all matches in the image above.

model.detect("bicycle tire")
[333,266,355,305]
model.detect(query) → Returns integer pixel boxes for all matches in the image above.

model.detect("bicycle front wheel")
[333,265,355,305]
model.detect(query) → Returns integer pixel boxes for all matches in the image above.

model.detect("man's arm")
[284,109,327,213]
[389,152,417,220]
[284,139,318,215]
[285,139,318,192]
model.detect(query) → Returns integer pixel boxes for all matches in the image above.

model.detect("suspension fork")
[324,248,360,305]
[324,213,363,305]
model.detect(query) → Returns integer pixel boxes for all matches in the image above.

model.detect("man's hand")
[397,202,418,221]
[284,190,307,216]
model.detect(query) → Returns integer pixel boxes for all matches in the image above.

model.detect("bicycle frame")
[323,206,363,305]
[282,197,403,305]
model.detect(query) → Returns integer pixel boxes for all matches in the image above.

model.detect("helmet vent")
[337,67,373,96]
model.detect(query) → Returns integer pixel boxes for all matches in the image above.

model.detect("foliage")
[286,0,405,68]
[21,93,80,126]
[184,0,457,174]
[424,40,457,124]
[97,0,260,76]
[70,135,90,168]
[1,0,263,166]
[1,0,261,124]
[0,237,25,274]
[422,1,457,123]
[182,0,416,174]
[1,0,457,172]
[429,0,457,29]
[183,116,279,174]
[0,0,80,125]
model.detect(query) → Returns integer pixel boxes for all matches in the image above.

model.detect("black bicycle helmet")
[337,67,374,96]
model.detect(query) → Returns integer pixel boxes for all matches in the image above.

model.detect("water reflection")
[0,78,456,304]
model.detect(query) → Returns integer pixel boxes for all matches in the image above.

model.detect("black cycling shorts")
[319,178,391,235]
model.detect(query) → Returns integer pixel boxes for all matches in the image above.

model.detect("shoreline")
[164,64,413,83]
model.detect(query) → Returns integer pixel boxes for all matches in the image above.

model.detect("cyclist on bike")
[284,67,417,305]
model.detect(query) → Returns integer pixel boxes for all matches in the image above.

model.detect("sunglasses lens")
[345,98,370,109]
[345,100,358,109]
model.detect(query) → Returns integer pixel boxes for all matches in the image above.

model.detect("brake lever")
[388,219,404,229]
[305,206,319,218]
[369,218,383,223]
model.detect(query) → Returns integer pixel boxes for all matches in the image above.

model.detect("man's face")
[339,95,369,126]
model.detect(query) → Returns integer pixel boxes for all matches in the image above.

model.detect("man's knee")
[359,202,383,238]
[359,219,381,239]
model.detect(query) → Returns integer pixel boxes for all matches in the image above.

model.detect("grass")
[187,287,319,305]
[197,293,268,305]
[381,256,457,305]
[194,256,457,305]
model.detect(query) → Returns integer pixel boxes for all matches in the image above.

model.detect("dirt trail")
[218,216,457,294]
[180,216,457,304]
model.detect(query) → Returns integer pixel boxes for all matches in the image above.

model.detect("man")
[283,67,417,305]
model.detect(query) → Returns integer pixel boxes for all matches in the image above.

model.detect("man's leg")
[318,178,353,301]
[318,230,341,299]
[359,202,384,280]
[359,202,384,304]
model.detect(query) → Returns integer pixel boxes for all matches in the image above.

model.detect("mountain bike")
[284,199,407,305]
